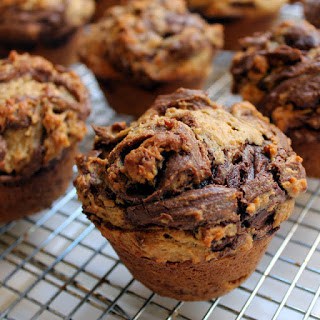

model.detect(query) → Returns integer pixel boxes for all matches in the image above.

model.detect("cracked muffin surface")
[0,0,95,44]
[0,51,90,181]
[75,88,306,300]
[231,20,320,176]
[79,0,223,87]
[75,88,306,264]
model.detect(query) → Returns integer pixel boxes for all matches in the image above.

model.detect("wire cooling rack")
[0,50,320,320]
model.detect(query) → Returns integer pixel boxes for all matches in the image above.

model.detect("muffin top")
[0,0,95,42]
[79,0,223,87]
[0,51,90,180]
[75,89,306,241]
[186,0,287,18]
[232,20,320,135]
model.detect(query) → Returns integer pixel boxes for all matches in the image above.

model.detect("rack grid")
[0,52,320,320]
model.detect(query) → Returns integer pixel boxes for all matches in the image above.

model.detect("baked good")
[186,0,288,50]
[0,0,95,66]
[79,0,223,116]
[231,20,320,177]
[304,0,320,28]
[0,51,90,223]
[75,88,306,301]
[0,0,95,45]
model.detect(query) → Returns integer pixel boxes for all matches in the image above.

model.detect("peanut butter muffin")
[186,0,288,49]
[75,88,306,301]
[304,0,320,28]
[0,0,95,45]
[79,0,223,116]
[231,20,320,177]
[0,52,90,223]
[0,0,95,66]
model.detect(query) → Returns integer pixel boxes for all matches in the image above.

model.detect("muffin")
[0,0,95,44]
[186,0,288,50]
[0,51,90,223]
[231,20,320,177]
[75,88,306,301]
[0,0,95,65]
[304,0,320,28]
[79,0,223,116]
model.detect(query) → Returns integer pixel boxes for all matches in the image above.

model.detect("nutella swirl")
[75,89,306,245]
[231,20,320,137]
[0,51,90,179]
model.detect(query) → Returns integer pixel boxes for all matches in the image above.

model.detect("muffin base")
[0,30,81,66]
[216,14,279,50]
[291,139,320,178]
[0,146,76,223]
[99,225,272,301]
[100,77,208,117]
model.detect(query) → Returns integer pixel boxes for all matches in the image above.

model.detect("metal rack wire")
[0,53,320,320]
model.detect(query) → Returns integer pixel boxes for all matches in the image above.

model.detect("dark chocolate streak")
[126,185,240,230]
[123,143,287,231]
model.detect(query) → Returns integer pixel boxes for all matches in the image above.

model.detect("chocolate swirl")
[231,20,320,137]
[75,89,306,238]
[0,51,90,179]
[79,0,223,87]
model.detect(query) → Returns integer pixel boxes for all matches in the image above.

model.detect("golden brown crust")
[0,0,95,44]
[79,0,223,87]
[99,223,273,300]
[0,51,90,179]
